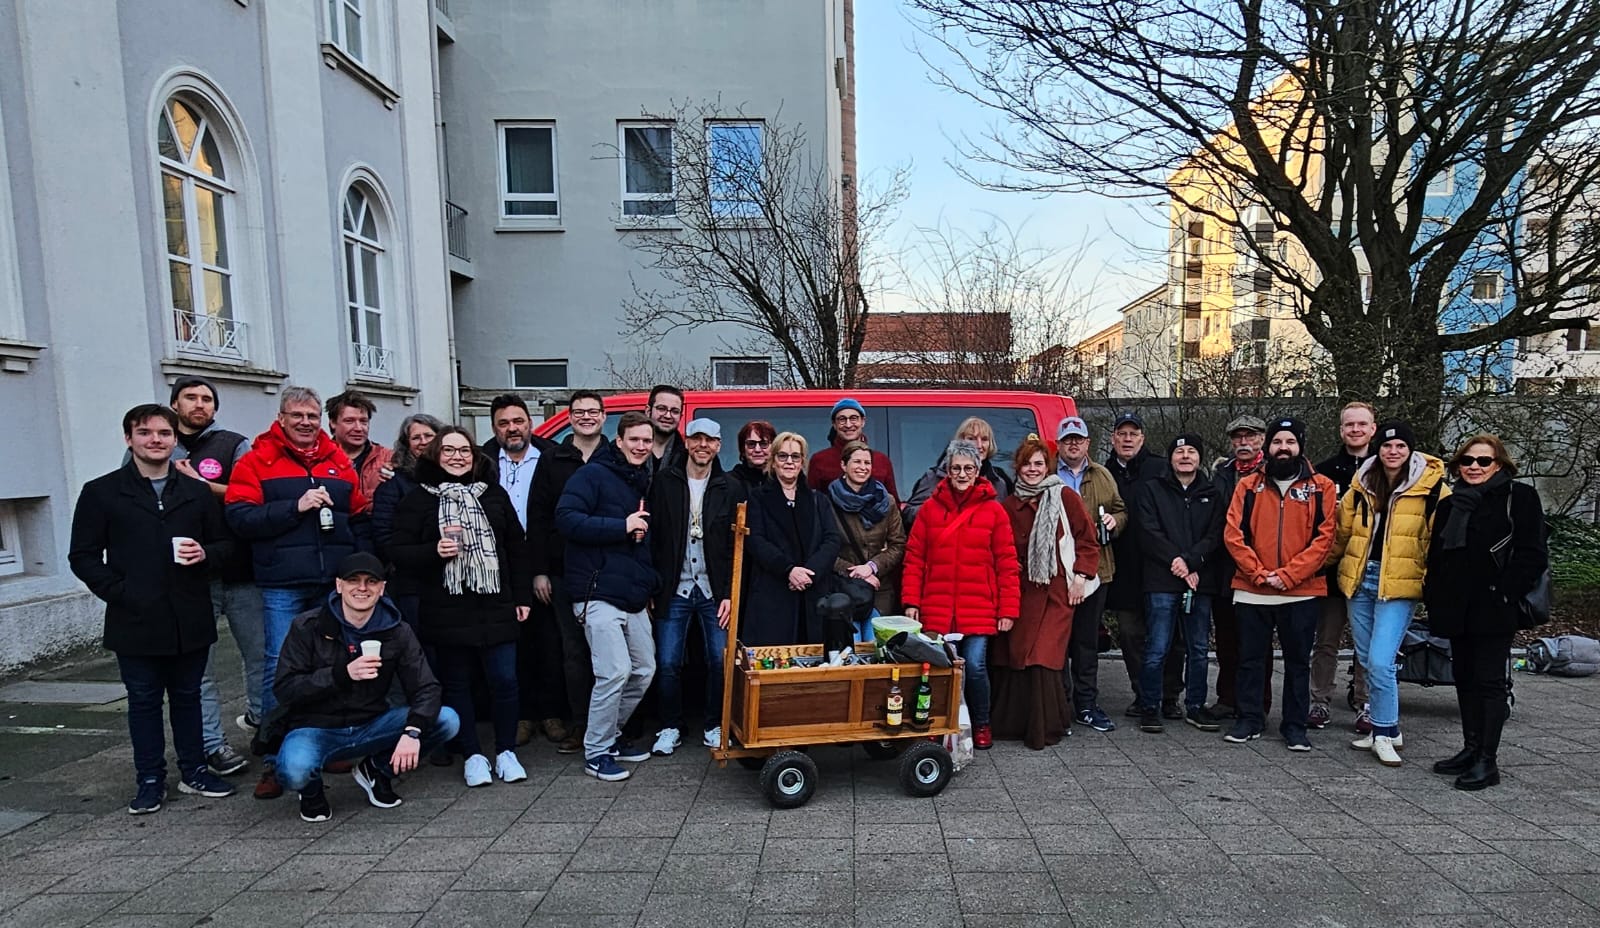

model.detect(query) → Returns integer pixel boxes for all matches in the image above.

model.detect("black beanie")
[1374,420,1416,450]
[169,375,220,410]
[1168,432,1205,459]
[1266,416,1306,447]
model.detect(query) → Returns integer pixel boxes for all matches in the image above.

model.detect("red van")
[533,389,1078,490]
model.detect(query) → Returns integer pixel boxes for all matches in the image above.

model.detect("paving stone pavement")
[2,646,1599,928]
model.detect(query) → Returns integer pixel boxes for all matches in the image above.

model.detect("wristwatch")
[401,728,421,740]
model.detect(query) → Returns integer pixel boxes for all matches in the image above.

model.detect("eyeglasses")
[948,465,979,475]
[282,412,320,422]
[439,446,475,458]
[1457,455,1497,468]
[1060,435,1088,443]
[743,439,771,449]
[774,452,804,463]
[832,413,863,424]
[651,405,683,416]
[570,408,604,419]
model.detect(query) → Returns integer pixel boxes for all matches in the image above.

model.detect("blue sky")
[855,2,1165,330]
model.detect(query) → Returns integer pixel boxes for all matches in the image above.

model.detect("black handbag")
[1499,495,1553,630]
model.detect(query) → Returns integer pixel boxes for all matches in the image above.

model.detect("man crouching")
[273,552,460,822]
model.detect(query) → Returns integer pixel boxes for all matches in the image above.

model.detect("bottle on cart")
[885,667,903,728]
[912,662,933,728]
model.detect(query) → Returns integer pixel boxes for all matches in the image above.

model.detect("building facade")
[438,0,854,408]
[0,0,454,671]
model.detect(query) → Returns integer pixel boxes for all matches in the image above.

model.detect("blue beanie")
[831,398,866,419]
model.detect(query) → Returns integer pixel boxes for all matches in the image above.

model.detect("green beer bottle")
[912,662,933,727]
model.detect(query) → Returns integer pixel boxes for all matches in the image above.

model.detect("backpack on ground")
[1524,635,1600,677]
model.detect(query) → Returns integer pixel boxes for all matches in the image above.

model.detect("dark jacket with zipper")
[1104,448,1168,610]
[1424,479,1548,639]
[384,458,533,649]
[527,438,591,580]
[273,595,442,732]
[370,467,419,596]
[648,461,746,616]
[555,440,659,613]
[69,461,231,656]
[1136,470,1228,595]
[742,479,843,646]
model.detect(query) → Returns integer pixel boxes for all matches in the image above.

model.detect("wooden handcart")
[711,503,964,808]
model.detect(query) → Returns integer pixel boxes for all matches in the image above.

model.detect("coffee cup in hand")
[360,640,382,659]
[171,536,195,564]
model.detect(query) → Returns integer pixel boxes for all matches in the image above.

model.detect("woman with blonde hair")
[741,432,841,645]
[904,416,1015,526]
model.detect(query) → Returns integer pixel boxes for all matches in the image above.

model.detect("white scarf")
[427,481,502,595]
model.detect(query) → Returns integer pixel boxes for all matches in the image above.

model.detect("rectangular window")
[620,122,675,217]
[1471,272,1503,302]
[707,121,764,221]
[511,359,568,389]
[1567,324,1590,353]
[499,122,558,219]
[1427,164,1454,197]
[328,0,364,62]
[0,502,21,578]
[711,357,770,389]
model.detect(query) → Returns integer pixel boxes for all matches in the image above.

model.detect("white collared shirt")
[498,445,540,530]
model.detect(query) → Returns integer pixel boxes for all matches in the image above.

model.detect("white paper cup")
[360,640,382,659]
[171,536,194,564]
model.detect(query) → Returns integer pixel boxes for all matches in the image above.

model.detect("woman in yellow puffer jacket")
[1326,421,1449,768]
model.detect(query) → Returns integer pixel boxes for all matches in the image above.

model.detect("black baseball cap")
[1112,411,1145,431]
[336,552,387,581]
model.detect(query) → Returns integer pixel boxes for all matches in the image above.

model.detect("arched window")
[342,184,390,379]
[159,96,241,358]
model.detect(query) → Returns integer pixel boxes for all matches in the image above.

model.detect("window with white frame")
[1426,164,1454,197]
[620,122,675,217]
[711,357,770,389]
[707,121,764,221]
[511,360,568,389]
[327,0,366,62]
[499,122,559,219]
[0,502,21,578]
[1471,271,1504,302]
[342,184,391,380]
[159,95,243,360]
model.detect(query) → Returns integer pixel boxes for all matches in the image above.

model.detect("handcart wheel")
[862,740,909,761]
[760,750,819,808]
[736,756,765,771]
[898,741,953,797]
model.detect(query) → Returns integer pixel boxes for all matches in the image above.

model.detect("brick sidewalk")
[1,646,1598,928]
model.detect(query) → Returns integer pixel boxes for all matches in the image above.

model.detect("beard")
[1266,453,1300,479]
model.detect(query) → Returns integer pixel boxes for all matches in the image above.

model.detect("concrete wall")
[0,0,453,672]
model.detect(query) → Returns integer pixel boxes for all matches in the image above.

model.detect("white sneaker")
[703,726,722,748]
[494,750,527,783]
[463,753,491,787]
[1372,735,1403,767]
[651,727,681,756]
[1351,732,1404,752]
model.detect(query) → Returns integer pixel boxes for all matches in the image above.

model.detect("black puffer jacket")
[1104,448,1169,610]
[274,596,441,732]
[1424,477,1548,638]
[385,457,533,648]
[1136,470,1228,595]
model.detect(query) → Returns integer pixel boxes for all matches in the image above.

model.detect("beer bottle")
[1096,505,1111,545]
[912,662,933,727]
[885,667,903,728]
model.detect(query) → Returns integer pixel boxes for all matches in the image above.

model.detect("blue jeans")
[1142,592,1212,711]
[656,588,727,731]
[957,634,991,726]
[260,585,327,714]
[277,705,461,792]
[1347,561,1415,733]
[117,649,209,782]
[200,579,265,751]
[435,641,520,757]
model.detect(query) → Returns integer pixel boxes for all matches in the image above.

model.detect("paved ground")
[2,638,1599,928]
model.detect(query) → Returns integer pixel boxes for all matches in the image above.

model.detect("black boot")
[1433,686,1480,776]
[1454,695,1505,791]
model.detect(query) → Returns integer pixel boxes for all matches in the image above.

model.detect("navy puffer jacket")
[556,440,659,612]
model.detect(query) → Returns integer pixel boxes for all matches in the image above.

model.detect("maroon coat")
[997,487,1100,671]
[807,435,900,499]
[901,478,1021,636]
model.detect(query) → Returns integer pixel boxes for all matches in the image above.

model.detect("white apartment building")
[0,0,454,670]
[437,0,855,405]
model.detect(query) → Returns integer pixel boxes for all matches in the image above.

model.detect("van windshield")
[690,406,866,475]
[887,406,1041,488]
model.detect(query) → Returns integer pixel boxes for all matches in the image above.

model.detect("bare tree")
[909,0,1600,441]
[617,99,908,389]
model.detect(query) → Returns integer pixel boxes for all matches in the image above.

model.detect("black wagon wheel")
[898,740,954,798]
[759,750,819,809]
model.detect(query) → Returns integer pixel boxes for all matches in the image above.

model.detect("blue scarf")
[828,476,892,529]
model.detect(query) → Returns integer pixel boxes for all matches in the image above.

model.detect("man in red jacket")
[806,398,899,498]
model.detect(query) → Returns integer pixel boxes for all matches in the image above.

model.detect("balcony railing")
[174,309,248,360]
[434,0,450,16]
[352,342,396,380]
[446,200,469,262]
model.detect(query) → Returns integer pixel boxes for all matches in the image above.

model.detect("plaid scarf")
[1013,475,1074,585]
[427,481,502,595]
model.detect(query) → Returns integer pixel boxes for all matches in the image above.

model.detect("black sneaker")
[1161,701,1184,720]
[179,767,238,798]
[1223,723,1263,744]
[128,776,165,815]
[1139,710,1164,734]
[207,744,249,776]
[1284,729,1313,753]
[1123,701,1143,719]
[1185,705,1221,732]
[1206,702,1239,720]
[299,787,332,823]
[352,757,403,809]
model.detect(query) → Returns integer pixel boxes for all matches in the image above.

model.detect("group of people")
[67,383,1549,823]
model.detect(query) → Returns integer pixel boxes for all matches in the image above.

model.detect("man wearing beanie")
[1221,416,1338,750]
[1133,433,1227,734]
[806,398,899,498]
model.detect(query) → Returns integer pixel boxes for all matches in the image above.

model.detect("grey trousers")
[577,600,656,759]
[200,579,264,753]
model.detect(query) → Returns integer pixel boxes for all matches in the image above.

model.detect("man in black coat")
[69,404,238,814]
[1311,400,1377,731]
[647,418,745,756]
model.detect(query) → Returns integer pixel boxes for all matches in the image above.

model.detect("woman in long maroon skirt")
[993,435,1100,749]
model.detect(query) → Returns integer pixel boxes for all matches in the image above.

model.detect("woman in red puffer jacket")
[902,439,1022,750]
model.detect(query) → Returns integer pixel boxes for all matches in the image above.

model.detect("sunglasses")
[744,439,771,449]
[1456,455,1497,468]
[774,452,804,463]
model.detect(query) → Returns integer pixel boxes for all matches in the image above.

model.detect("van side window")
[885,407,1040,489]
[691,405,884,473]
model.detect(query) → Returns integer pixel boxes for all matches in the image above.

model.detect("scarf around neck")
[1014,475,1075,585]
[828,476,891,528]
[426,480,502,594]
[1440,469,1511,551]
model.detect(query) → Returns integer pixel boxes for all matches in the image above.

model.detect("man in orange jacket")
[1220,417,1337,751]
